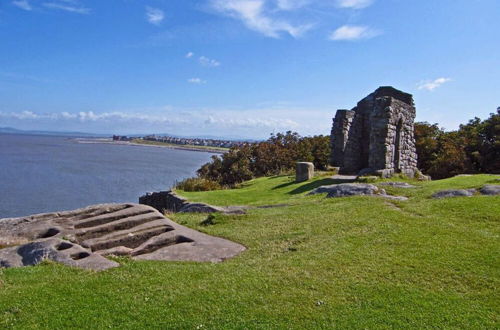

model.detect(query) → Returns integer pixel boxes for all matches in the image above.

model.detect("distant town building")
[112,135,132,141]
[142,135,253,149]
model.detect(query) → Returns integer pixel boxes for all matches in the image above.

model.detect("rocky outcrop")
[432,189,476,199]
[139,191,188,213]
[139,191,246,214]
[310,183,383,197]
[309,183,408,200]
[0,203,245,271]
[480,185,500,195]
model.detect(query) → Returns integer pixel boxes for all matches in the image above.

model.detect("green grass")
[131,138,229,153]
[1,174,499,328]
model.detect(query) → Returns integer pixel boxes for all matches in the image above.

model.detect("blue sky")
[0,0,499,138]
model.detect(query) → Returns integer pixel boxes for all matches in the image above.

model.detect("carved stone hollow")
[330,86,418,178]
[296,162,314,182]
[0,203,246,271]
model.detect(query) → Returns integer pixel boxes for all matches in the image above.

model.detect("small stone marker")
[296,162,314,182]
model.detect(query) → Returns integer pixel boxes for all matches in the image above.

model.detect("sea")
[0,134,213,218]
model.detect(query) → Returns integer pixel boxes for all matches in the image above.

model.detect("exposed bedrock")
[308,183,408,201]
[139,190,246,214]
[0,203,246,271]
[432,189,476,199]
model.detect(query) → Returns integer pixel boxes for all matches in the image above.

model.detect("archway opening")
[394,118,403,172]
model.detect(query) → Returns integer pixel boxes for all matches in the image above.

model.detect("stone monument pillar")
[296,162,314,182]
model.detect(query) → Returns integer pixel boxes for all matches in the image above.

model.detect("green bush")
[414,110,499,179]
[175,177,222,192]
[196,131,331,187]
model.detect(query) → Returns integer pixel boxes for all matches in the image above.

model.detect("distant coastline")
[74,138,228,154]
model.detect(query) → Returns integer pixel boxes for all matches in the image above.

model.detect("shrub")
[175,177,221,192]
[414,111,499,179]
[196,131,331,187]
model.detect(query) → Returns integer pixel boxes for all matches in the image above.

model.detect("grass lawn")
[1,174,499,328]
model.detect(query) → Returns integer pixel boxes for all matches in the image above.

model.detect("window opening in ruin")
[394,118,403,172]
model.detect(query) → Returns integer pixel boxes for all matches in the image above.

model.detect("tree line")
[415,110,499,179]
[176,110,499,191]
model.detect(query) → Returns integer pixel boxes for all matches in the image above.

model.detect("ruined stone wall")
[329,87,418,177]
[330,110,355,167]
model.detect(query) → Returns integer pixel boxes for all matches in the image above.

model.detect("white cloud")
[0,107,332,138]
[276,0,311,10]
[188,78,207,84]
[329,25,380,40]
[12,0,32,11]
[211,0,313,38]
[199,56,221,67]
[417,78,452,91]
[43,2,90,14]
[185,52,194,58]
[204,114,299,129]
[336,0,373,9]
[146,6,164,25]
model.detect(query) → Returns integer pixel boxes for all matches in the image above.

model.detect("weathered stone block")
[296,162,314,182]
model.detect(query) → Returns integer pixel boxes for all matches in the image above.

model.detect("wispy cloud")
[0,106,332,138]
[336,0,374,9]
[417,77,451,91]
[210,0,313,38]
[43,1,90,14]
[276,0,311,10]
[12,0,32,11]
[329,25,381,40]
[199,56,221,67]
[0,71,53,83]
[188,78,207,84]
[146,6,164,25]
[185,52,194,58]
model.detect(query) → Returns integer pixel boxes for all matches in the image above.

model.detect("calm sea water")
[0,134,213,218]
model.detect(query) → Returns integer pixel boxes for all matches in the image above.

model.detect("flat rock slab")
[330,175,358,183]
[0,203,245,271]
[379,182,416,188]
[480,185,500,195]
[309,183,408,201]
[309,183,382,197]
[432,189,476,199]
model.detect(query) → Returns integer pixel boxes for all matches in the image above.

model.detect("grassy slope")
[1,175,499,329]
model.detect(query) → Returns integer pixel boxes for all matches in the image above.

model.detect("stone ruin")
[330,86,418,178]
